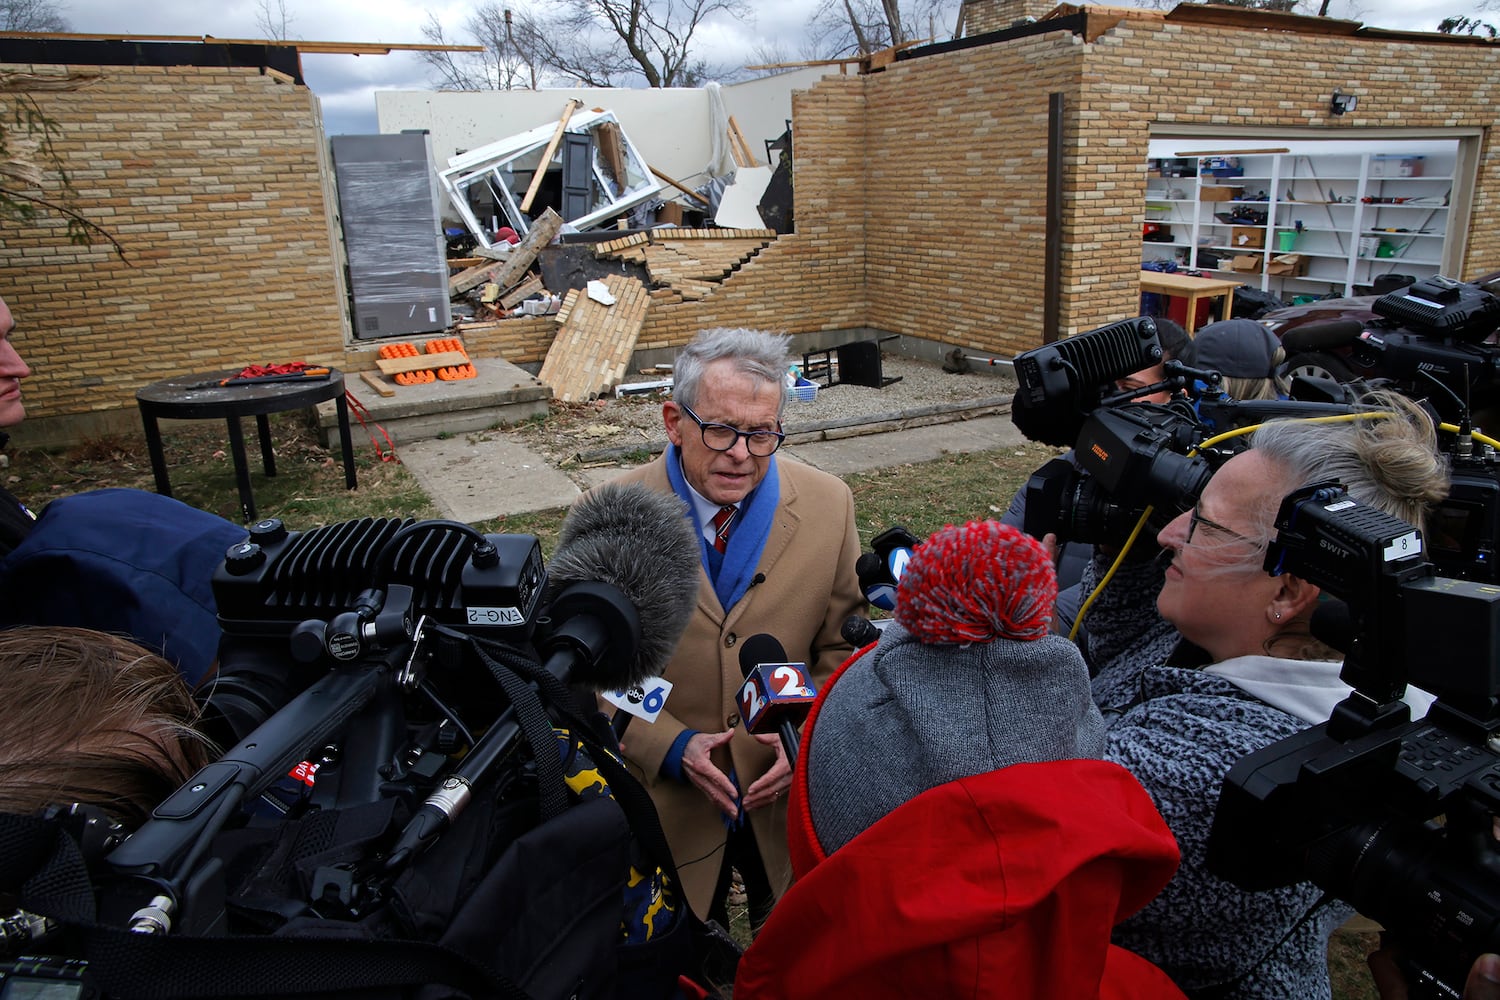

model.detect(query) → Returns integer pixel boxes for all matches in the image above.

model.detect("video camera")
[1010,316,1243,548]
[1010,316,1379,549]
[1208,483,1500,999]
[4,498,696,999]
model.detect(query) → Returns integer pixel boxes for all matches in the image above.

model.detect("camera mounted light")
[1329,89,1358,116]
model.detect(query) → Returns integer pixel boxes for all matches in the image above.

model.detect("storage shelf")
[1143,148,1455,297]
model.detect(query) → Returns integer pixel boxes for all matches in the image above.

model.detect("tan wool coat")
[603,454,864,917]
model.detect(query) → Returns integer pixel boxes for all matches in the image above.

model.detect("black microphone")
[736,633,816,769]
[842,614,880,648]
[387,482,700,870]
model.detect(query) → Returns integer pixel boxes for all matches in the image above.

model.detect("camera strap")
[0,811,531,999]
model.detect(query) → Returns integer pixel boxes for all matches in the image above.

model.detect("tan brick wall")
[0,62,346,448]
[963,0,1055,34]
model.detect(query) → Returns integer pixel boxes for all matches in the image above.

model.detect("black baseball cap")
[1182,319,1279,379]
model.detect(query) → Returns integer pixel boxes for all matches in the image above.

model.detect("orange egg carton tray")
[375,339,476,385]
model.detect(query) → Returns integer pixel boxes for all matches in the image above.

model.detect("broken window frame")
[439,108,662,248]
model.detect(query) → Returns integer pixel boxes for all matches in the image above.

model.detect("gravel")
[506,355,1020,464]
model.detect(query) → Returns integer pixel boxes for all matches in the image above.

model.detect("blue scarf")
[665,444,778,611]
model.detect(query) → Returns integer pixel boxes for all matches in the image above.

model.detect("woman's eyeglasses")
[679,403,785,457]
[1186,505,1262,548]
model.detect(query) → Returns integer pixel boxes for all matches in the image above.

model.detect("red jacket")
[735,653,1187,999]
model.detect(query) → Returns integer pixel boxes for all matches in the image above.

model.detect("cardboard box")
[1369,155,1424,178]
[1230,226,1265,249]
[1200,185,1242,202]
[1228,254,1262,273]
[1267,254,1307,277]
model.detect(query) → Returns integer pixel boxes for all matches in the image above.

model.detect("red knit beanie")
[894,521,1058,644]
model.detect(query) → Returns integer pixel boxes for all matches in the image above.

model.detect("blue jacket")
[0,488,244,685]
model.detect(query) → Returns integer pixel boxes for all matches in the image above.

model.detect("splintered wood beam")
[727,116,759,167]
[648,165,711,207]
[520,98,583,214]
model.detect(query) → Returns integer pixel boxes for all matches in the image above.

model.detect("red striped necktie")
[711,505,737,554]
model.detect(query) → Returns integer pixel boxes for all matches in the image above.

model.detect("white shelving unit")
[1142,141,1459,300]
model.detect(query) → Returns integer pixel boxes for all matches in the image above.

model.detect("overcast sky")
[50,0,1480,135]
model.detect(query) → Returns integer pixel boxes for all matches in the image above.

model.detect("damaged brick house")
[2,0,1499,446]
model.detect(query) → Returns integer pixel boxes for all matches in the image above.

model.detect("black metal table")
[136,368,357,523]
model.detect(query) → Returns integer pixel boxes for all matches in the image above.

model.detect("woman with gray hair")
[1076,390,1448,999]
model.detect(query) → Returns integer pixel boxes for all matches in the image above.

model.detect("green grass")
[1,419,1379,997]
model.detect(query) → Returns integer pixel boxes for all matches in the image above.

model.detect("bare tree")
[1,71,125,257]
[254,0,296,41]
[419,7,539,91]
[0,0,70,32]
[529,0,751,88]
[804,0,959,58]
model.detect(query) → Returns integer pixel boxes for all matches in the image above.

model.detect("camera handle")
[104,662,393,935]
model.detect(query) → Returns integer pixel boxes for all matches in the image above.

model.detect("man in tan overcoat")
[606,327,863,927]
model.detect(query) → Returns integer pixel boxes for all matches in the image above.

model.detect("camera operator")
[1080,390,1448,999]
[1002,317,1190,644]
[1178,318,1291,404]
[0,293,247,686]
[0,626,215,827]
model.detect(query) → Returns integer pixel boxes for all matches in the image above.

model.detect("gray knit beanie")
[806,522,1106,856]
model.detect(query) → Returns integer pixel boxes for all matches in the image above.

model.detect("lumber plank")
[520,99,582,214]
[727,115,759,167]
[499,273,546,310]
[359,370,396,397]
[449,209,563,295]
[376,350,470,376]
[648,165,711,207]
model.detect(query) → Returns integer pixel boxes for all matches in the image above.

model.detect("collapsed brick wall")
[962,0,1057,34]
[7,17,1500,445]
[0,62,346,448]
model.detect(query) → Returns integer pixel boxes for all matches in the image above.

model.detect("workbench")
[136,368,356,523]
[1137,272,1241,335]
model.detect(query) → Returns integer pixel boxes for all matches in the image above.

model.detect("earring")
[1273,611,1283,621]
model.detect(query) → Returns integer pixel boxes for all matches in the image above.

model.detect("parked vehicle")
[1261,272,1500,423]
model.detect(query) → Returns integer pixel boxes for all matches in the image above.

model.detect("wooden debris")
[520,98,583,214]
[727,115,759,167]
[648,165,712,207]
[499,273,546,310]
[539,273,651,403]
[449,208,563,296]
[376,350,471,376]
[359,370,397,397]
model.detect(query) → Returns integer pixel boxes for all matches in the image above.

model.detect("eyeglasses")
[679,403,785,457]
[1185,504,1262,548]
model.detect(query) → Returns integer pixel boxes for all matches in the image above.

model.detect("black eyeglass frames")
[678,403,785,456]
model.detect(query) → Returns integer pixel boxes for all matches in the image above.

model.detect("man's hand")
[1369,946,1500,999]
[742,731,791,811]
[681,729,741,819]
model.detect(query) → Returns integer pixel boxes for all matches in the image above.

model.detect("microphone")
[842,614,881,648]
[387,482,700,871]
[856,525,919,611]
[736,633,817,769]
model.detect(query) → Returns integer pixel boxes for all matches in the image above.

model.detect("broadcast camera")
[1010,315,1405,550]
[1208,483,1500,999]
[1,485,706,1000]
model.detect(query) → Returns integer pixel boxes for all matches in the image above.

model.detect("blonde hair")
[0,627,215,825]
[1249,389,1448,535]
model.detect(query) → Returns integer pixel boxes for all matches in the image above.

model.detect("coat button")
[725,633,737,648]
[727,713,740,728]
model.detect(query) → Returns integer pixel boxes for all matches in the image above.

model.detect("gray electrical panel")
[331,133,452,340]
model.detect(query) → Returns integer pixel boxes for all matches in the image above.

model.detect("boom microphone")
[736,634,817,768]
[543,481,701,689]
